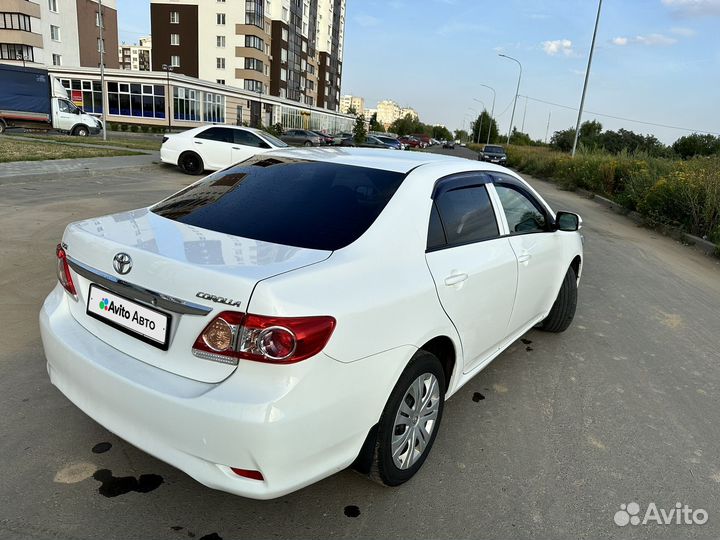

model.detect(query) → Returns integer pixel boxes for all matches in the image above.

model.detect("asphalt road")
[1,148,719,540]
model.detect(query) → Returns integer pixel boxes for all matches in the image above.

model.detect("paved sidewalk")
[0,153,159,182]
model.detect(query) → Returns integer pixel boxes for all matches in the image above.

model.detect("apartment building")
[339,94,364,115]
[375,99,418,128]
[119,36,151,71]
[149,0,345,112]
[0,0,118,68]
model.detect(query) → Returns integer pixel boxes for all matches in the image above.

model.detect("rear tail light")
[192,312,335,365]
[230,467,264,481]
[56,244,77,297]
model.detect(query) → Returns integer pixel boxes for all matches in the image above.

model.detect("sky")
[117,0,720,144]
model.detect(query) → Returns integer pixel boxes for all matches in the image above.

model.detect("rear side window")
[151,156,406,251]
[195,127,234,143]
[433,185,499,247]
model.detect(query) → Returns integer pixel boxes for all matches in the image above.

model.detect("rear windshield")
[151,156,406,251]
[484,146,505,154]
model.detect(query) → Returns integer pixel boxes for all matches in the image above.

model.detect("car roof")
[263,147,485,173]
[182,124,267,136]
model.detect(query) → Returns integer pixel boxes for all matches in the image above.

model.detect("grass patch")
[0,137,143,163]
[13,133,162,151]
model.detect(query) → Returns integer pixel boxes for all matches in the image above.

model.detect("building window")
[173,86,200,121]
[108,81,166,118]
[244,35,263,51]
[244,79,263,93]
[305,96,314,106]
[50,25,60,41]
[203,92,225,123]
[282,7,288,21]
[307,80,314,91]
[216,79,225,84]
[48,0,58,12]
[308,64,314,75]
[244,57,263,72]
[60,78,104,113]
[170,55,180,67]
[170,11,179,24]
[216,57,225,69]
[216,13,225,25]
[245,0,263,28]
[95,11,104,28]
[302,40,307,53]
[0,13,32,31]
[216,35,225,47]
[170,33,180,46]
[97,38,105,52]
[281,48,287,62]
[281,28,288,41]
[0,43,34,62]
[52,54,62,66]
[280,68,286,82]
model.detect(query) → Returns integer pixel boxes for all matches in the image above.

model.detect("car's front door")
[425,174,519,373]
[231,129,270,163]
[193,127,234,169]
[55,99,78,131]
[490,173,564,334]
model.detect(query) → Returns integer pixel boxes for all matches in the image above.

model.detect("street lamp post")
[162,64,173,131]
[471,101,485,144]
[98,0,107,140]
[477,84,496,144]
[499,53,522,144]
[571,0,603,157]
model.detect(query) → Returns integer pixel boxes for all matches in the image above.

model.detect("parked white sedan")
[40,149,583,499]
[160,124,289,174]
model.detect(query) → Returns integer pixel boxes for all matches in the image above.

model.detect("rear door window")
[151,156,406,251]
[195,127,234,143]
[433,185,499,247]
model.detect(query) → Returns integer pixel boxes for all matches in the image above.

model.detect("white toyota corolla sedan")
[160,124,289,174]
[40,148,583,499]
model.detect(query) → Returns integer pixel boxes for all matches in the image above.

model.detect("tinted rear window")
[151,156,406,251]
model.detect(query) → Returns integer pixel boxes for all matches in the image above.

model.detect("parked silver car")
[280,129,323,147]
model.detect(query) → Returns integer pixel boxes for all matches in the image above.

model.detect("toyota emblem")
[113,252,133,275]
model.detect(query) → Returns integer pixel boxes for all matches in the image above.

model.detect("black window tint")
[494,185,547,234]
[151,157,406,251]
[427,203,447,250]
[435,185,498,245]
[196,127,233,143]
[233,129,264,147]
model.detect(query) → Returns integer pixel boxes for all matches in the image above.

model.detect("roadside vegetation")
[0,138,142,163]
[14,133,161,151]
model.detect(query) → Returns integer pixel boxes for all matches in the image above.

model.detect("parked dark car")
[280,129,323,146]
[478,144,507,165]
[339,135,390,149]
[374,135,403,150]
[311,130,335,145]
[442,140,455,149]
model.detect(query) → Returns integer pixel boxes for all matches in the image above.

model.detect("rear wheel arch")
[418,335,456,392]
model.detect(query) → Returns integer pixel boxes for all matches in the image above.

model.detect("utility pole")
[571,0,603,157]
[162,64,173,131]
[545,111,551,144]
[521,95,528,133]
[477,84,496,144]
[98,0,106,140]
[499,54,522,144]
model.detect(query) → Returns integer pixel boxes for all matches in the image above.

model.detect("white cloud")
[661,0,720,17]
[671,26,697,36]
[610,33,678,46]
[355,15,380,27]
[541,39,573,56]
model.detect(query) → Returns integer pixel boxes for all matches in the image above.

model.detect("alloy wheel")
[391,373,440,470]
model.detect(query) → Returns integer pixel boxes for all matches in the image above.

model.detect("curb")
[0,159,161,185]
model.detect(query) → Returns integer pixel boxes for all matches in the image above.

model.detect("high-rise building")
[0,0,118,68]
[374,99,419,129]
[149,0,345,112]
[118,36,152,71]
[339,94,364,115]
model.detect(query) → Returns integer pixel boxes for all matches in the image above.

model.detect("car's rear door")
[488,172,564,333]
[424,173,518,374]
[193,127,234,169]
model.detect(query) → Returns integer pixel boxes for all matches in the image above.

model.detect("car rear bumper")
[40,285,411,499]
[160,146,180,166]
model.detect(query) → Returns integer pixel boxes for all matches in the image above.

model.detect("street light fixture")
[162,64,173,131]
[477,84,496,144]
[498,53,522,144]
[571,0,603,157]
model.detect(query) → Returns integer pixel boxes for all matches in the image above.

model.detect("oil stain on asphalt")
[91,442,112,454]
[472,392,485,402]
[92,469,163,497]
[344,505,361,517]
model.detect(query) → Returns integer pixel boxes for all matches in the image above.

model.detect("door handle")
[194,141,203,144]
[517,253,532,263]
[232,146,240,150]
[444,273,468,286]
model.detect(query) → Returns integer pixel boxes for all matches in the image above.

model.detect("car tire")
[0,120,6,134]
[72,125,89,137]
[540,265,578,333]
[368,351,445,486]
[178,151,204,175]
[304,141,313,147]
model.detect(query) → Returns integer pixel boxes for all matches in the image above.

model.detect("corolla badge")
[196,292,242,307]
[112,252,133,275]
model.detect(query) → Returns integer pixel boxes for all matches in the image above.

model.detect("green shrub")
[130,124,139,133]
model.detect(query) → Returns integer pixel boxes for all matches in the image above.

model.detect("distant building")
[400,107,418,120]
[118,36,152,71]
[374,99,418,128]
[149,0,346,112]
[339,94,364,115]
[0,0,119,68]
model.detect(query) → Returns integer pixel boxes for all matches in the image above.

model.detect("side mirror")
[555,211,582,231]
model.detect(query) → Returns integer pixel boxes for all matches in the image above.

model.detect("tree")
[432,125,453,141]
[346,106,358,117]
[470,111,500,144]
[672,133,720,159]
[389,113,428,137]
[369,112,383,133]
[454,129,469,142]
[353,114,367,144]
[550,127,576,152]
[509,127,532,146]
